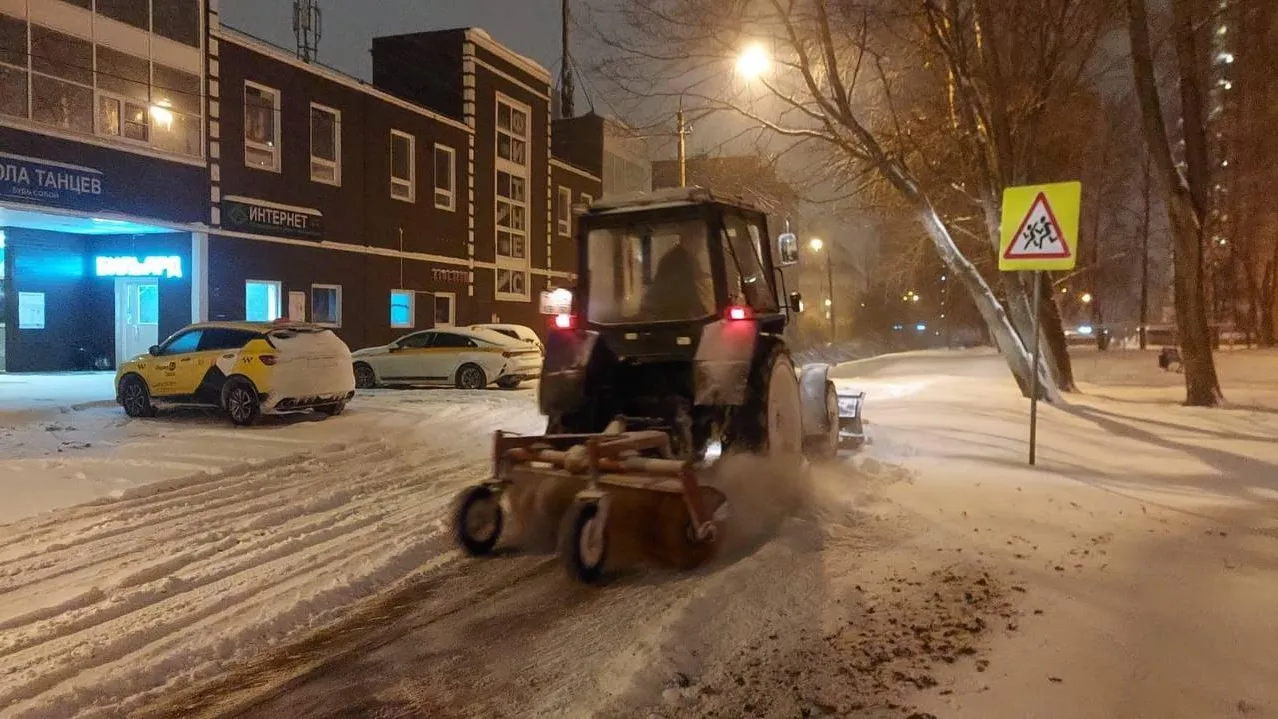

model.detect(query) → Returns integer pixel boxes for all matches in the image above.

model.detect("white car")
[351,327,542,390]
[470,323,544,354]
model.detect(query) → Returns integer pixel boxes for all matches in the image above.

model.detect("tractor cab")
[563,187,803,360]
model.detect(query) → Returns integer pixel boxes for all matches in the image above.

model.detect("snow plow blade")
[836,389,867,449]
[451,421,727,584]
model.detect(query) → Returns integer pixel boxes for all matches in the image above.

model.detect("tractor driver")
[639,230,711,321]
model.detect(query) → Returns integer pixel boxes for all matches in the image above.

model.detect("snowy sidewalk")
[0,372,116,423]
[843,349,1278,719]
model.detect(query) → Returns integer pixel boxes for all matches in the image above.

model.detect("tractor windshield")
[586,219,716,324]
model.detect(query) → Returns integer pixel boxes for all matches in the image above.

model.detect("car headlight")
[837,397,860,415]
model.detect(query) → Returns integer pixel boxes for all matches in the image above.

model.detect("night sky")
[220,0,568,82]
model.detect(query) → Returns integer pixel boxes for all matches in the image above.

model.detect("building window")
[29,26,94,135]
[390,289,414,328]
[495,94,530,301]
[310,103,341,185]
[495,269,529,300]
[96,0,149,31]
[0,15,204,157]
[245,81,280,172]
[152,0,201,48]
[390,129,415,202]
[557,186,571,237]
[245,280,282,322]
[434,144,456,210]
[0,14,28,121]
[312,284,342,326]
[150,64,203,157]
[434,292,455,327]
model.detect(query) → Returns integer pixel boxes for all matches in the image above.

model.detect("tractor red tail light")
[553,313,577,330]
[726,305,752,321]
[259,354,278,366]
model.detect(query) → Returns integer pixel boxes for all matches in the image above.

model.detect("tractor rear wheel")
[727,344,804,460]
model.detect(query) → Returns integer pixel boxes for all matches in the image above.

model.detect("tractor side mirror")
[777,232,799,266]
[788,292,803,313]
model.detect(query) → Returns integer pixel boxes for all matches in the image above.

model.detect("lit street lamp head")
[808,237,823,252]
[736,44,770,79]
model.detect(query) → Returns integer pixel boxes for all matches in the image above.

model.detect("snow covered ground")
[0,386,545,718]
[1,347,1276,718]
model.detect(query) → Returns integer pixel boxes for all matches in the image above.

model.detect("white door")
[116,278,159,365]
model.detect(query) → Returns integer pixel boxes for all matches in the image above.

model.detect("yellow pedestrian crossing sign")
[999,181,1081,271]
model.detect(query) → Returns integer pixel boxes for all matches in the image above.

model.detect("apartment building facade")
[1,0,610,371]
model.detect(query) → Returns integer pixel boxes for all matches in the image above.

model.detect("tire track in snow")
[0,395,538,719]
[0,441,405,592]
[0,441,362,552]
[0,453,482,717]
[0,453,469,649]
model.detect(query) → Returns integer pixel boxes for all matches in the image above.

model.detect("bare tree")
[1126,0,1223,405]
[586,0,1118,398]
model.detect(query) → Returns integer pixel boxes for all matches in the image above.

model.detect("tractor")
[452,187,849,583]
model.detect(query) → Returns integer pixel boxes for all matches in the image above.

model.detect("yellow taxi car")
[115,320,356,425]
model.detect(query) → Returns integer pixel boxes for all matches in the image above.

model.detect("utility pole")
[1139,151,1151,350]
[558,0,574,118]
[825,248,835,341]
[677,97,687,187]
[292,0,321,63]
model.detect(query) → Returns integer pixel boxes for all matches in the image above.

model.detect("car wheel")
[455,363,487,390]
[496,376,521,390]
[222,379,261,426]
[353,362,378,389]
[119,375,156,418]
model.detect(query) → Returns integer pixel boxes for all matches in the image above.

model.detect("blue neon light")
[95,255,183,278]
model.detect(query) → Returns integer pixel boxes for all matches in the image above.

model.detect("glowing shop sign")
[95,255,183,278]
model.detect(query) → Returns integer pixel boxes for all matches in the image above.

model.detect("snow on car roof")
[451,326,527,346]
[186,320,329,333]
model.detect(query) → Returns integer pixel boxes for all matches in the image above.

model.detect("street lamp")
[809,237,835,341]
[735,44,770,79]
[678,45,772,187]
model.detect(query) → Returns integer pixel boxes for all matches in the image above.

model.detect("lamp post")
[810,237,835,341]
[676,45,771,187]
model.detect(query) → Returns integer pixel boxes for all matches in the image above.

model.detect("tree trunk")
[982,200,1067,391]
[1127,0,1223,406]
[1039,275,1076,390]
[914,196,1057,401]
[1261,247,1278,347]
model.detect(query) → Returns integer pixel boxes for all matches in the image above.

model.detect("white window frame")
[494,92,531,302]
[581,192,593,206]
[557,186,571,237]
[390,129,416,202]
[244,80,281,173]
[310,283,343,327]
[433,291,456,328]
[433,143,456,211]
[309,102,341,186]
[244,279,282,322]
[94,90,151,146]
[390,288,415,329]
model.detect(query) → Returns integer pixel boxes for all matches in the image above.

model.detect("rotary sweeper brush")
[451,187,863,583]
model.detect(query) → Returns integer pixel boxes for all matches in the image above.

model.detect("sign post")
[998,181,1081,466]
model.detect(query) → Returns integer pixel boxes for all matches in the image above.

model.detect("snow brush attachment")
[451,425,728,584]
